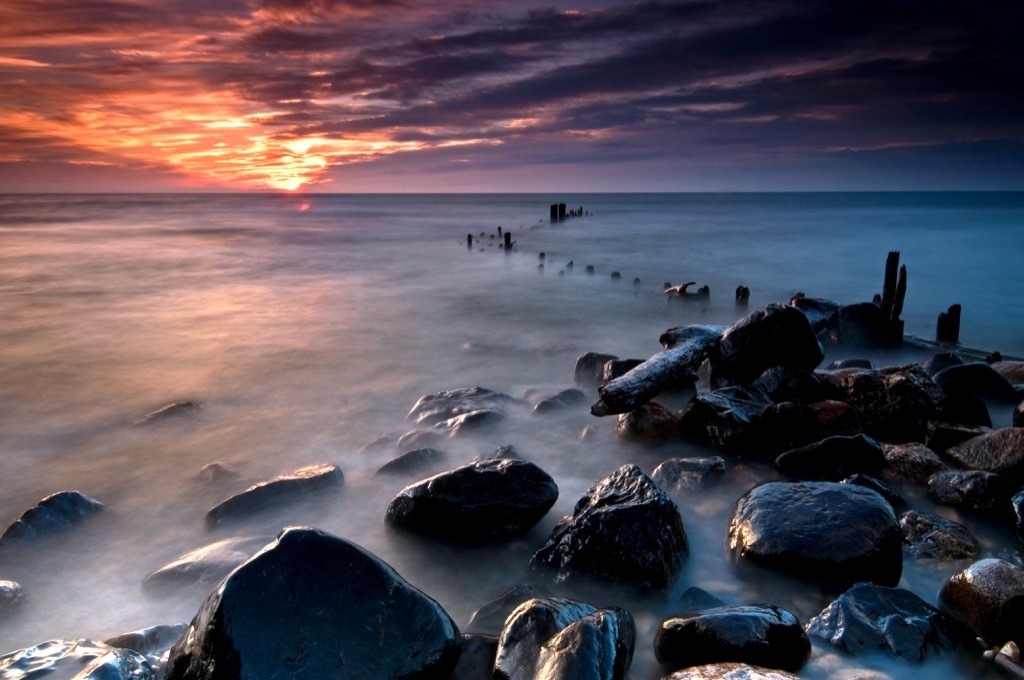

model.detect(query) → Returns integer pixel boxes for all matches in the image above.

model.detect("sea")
[0,192,1022,678]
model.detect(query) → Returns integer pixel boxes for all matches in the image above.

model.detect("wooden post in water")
[558,203,566,221]
[878,252,906,347]
[467,234,473,248]
[550,204,559,222]
[503,232,512,250]
[936,304,962,345]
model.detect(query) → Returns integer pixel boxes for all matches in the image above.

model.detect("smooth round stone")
[938,558,1024,646]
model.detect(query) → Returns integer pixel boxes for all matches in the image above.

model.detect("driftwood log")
[590,325,723,416]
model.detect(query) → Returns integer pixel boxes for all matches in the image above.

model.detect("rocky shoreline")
[2,268,1024,679]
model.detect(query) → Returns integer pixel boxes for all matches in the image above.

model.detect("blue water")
[0,192,1021,677]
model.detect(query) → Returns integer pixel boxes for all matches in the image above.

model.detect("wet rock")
[938,558,1024,646]
[944,428,1024,482]
[652,456,726,493]
[789,296,839,334]
[899,510,978,560]
[105,623,189,659]
[992,360,1024,385]
[205,463,343,530]
[0,490,106,548]
[574,353,618,388]
[775,433,885,482]
[530,464,687,589]
[408,386,523,426]
[534,388,586,414]
[386,459,558,543]
[466,584,546,635]
[164,526,460,680]
[938,391,993,429]
[927,469,1021,523]
[934,362,1019,403]
[396,428,445,449]
[134,400,202,425]
[829,363,945,442]
[0,579,23,610]
[806,582,969,660]
[751,366,842,404]
[842,474,903,509]
[805,399,864,438]
[0,639,155,679]
[925,422,991,454]
[143,536,272,593]
[750,402,826,456]
[679,385,773,452]
[615,403,680,444]
[375,447,446,476]
[437,409,506,437]
[881,442,948,484]
[654,605,810,673]
[452,634,498,680]
[727,481,902,588]
[494,598,634,680]
[601,359,645,383]
[663,663,800,679]
[712,304,824,387]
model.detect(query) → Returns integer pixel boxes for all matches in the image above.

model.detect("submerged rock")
[0,490,106,548]
[143,536,272,593]
[806,582,969,660]
[0,639,155,679]
[205,463,343,530]
[727,481,902,588]
[385,459,558,543]
[938,558,1024,646]
[654,605,810,673]
[899,510,979,561]
[530,464,687,589]
[164,526,460,680]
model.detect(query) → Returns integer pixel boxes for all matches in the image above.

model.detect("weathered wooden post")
[558,203,566,221]
[550,204,559,222]
[936,304,962,344]
[878,251,906,347]
[735,285,750,307]
[467,234,473,248]
[503,232,512,250]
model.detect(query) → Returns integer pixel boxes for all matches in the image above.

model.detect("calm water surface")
[1,192,1022,677]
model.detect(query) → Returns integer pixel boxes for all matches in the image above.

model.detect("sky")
[1,0,1022,193]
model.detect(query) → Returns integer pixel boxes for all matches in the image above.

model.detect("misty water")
[1,192,1023,678]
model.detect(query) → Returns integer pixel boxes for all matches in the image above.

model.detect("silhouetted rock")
[0,490,106,548]
[945,428,1024,482]
[807,583,969,660]
[712,304,823,387]
[938,558,1024,646]
[386,459,558,543]
[0,640,155,679]
[775,433,884,482]
[574,353,618,388]
[375,447,446,476]
[530,464,687,589]
[164,527,460,680]
[934,362,1019,403]
[751,402,826,456]
[654,605,810,673]
[205,463,342,530]
[927,470,1021,523]
[728,481,902,588]
[652,456,726,493]
[828,364,945,442]
[615,403,679,444]
[143,536,272,593]
[899,510,978,560]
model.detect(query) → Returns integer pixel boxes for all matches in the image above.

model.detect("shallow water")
[0,192,1022,677]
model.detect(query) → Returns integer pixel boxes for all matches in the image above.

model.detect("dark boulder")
[751,366,842,404]
[677,587,727,614]
[750,402,826,456]
[615,403,679,445]
[881,442,948,484]
[654,605,810,673]
[944,428,1024,482]
[806,582,969,660]
[664,663,800,679]
[494,598,633,680]
[375,447,446,476]
[164,527,460,680]
[712,304,824,387]
[530,464,687,589]
[922,351,965,377]
[0,490,106,548]
[828,358,872,370]
[679,385,773,452]
[465,584,546,635]
[727,481,902,588]
[993,360,1024,385]
[143,536,272,593]
[899,510,978,561]
[926,423,991,455]
[574,353,618,388]
[652,457,726,493]
[933,362,1019,403]
[804,400,864,438]
[205,463,342,530]
[789,296,839,334]
[386,459,558,543]
[0,640,155,679]
[452,634,498,680]
[927,470,1021,523]
[775,433,884,481]
[601,359,645,384]
[836,302,892,348]
[938,558,1024,646]
[828,364,945,442]
[841,474,903,509]
[940,391,993,428]
[534,388,586,414]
